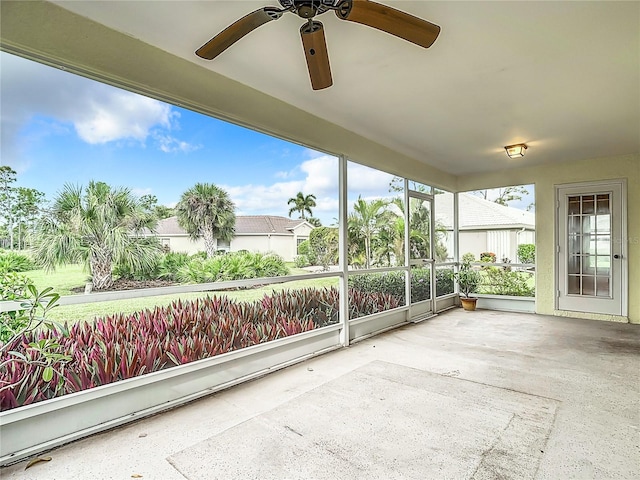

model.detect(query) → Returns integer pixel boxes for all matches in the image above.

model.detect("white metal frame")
[407,187,436,320]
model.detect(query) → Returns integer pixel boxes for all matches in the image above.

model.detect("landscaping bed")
[70,278,176,293]
[0,286,398,412]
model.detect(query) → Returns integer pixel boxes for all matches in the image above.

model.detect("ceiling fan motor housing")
[280,0,347,18]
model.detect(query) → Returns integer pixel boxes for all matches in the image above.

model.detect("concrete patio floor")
[1,309,638,479]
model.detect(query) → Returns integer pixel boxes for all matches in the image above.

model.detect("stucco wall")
[459,232,487,260]
[231,235,298,262]
[161,236,203,255]
[457,154,639,324]
[161,234,301,262]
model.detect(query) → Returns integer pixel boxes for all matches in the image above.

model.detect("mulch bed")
[70,279,177,294]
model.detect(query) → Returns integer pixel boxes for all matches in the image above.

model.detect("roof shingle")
[154,215,307,236]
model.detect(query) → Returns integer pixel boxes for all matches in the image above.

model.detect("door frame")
[554,179,628,317]
[406,189,435,320]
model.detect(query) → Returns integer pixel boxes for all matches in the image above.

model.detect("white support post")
[338,155,349,346]
[404,178,411,318]
[454,192,460,295]
[429,195,436,309]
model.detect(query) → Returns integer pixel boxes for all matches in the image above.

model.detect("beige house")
[153,215,313,262]
[435,193,535,263]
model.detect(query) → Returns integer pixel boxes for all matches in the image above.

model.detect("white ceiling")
[36,1,640,175]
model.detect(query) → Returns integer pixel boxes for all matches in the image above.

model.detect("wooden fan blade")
[336,0,440,48]
[196,7,283,60]
[300,21,333,90]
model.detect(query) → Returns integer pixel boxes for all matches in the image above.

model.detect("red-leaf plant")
[1,287,399,411]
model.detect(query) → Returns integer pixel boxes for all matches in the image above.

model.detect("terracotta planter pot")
[460,297,478,311]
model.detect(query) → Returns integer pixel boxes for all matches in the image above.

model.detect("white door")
[556,180,627,316]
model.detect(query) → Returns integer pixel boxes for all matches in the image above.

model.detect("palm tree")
[175,183,236,258]
[32,181,160,290]
[390,197,449,262]
[287,192,316,219]
[347,197,390,269]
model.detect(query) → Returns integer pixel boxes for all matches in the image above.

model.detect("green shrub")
[517,244,535,264]
[113,257,160,281]
[309,227,338,268]
[456,261,482,298]
[348,268,454,304]
[436,268,455,296]
[192,251,209,260]
[461,252,476,264]
[479,267,535,296]
[113,251,195,282]
[480,252,496,263]
[297,240,310,256]
[294,255,310,268]
[0,272,35,343]
[178,251,289,283]
[0,250,36,273]
[158,252,191,281]
[177,256,219,283]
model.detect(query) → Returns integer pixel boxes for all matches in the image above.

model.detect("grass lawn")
[26,264,88,296]
[21,264,339,324]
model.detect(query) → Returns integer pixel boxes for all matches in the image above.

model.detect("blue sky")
[1,52,406,225]
[1,52,532,224]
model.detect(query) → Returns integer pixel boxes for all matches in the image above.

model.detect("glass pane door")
[566,193,611,297]
[557,180,625,317]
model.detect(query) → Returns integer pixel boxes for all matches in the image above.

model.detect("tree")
[287,192,316,219]
[308,227,338,270]
[306,217,322,228]
[154,205,175,220]
[0,167,17,249]
[389,197,449,263]
[175,183,236,258]
[472,186,530,207]
[12,187,46,249]
[347,197,390,269]
[139,194,174,219]
[32,181,160,290]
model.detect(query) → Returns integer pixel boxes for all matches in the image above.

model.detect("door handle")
[613,254,622,259]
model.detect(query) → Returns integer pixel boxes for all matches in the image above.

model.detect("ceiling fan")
[196,0,440,90]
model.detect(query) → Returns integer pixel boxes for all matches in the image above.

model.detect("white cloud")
[346,162,395,194]
[219,154,341,222]
[224,181,305,214]
[300,155,339,194]
[0,52,196,170]
[74,92,171,144]
[153,133,201,153]
[220,154,398,223]
[274,170,293,179]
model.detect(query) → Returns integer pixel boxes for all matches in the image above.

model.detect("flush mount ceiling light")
[504,143,527,158]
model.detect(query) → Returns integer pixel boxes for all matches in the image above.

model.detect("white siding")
[487,230,511,261]
[518,230,536,245]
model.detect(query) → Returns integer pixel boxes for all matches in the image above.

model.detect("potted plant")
[456,260,482,311]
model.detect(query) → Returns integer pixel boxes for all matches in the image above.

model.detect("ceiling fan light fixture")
[504,144,527,158]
